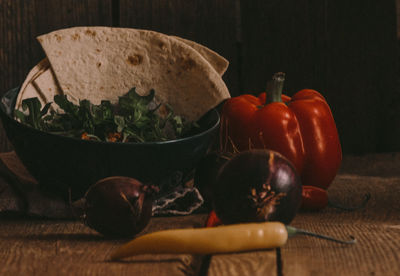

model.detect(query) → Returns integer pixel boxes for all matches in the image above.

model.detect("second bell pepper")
[220,72,342,192]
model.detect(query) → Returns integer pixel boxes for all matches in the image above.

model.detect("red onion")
[82,176,158,238]
[212,149,302,225]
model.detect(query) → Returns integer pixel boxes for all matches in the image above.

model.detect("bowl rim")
[0,87,221,146]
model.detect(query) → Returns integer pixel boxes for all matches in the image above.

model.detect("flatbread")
[172,36,228,76]
[15,59,64,113]
[37,27,230,122]
[32,67,64,112]
[17,35,227,111]
[15,58,50,110]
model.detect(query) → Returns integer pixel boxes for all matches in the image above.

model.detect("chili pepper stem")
[266,72,285,104]
[328,193,371,211]
[285,226,356,244]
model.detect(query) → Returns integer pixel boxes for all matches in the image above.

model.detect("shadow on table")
[0,232,113,242]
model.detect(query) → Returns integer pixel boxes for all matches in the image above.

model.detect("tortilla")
[171,36,229,76]
[36,27,230,122]
[15,58,64,113]
[15,58,50,110]
[32,67,64,112]
[17,35,227,110]
[15,36,226,115]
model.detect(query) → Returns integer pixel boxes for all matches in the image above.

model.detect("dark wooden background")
[0,0,398,154]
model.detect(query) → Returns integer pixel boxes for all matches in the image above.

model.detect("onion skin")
[213,149,302,225]
[83,176,157,238]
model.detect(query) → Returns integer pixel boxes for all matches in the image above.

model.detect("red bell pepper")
[220,72,342,209]
[301,186,329,210]
[205,210,223,227]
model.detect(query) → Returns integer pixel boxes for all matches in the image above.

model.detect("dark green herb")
[15,88,197,142]
[15,97,52,131]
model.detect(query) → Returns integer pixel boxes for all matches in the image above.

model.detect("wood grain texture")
[0,214,207,276]
[207,250,277,276]
[326,0,398,154]
[282,221,400,276]
[0,0,113,153]
[0,0,399,155]
[1,154,400,275]
[119,0,240,96]
[282,173,400,275]
[0,0,113,95]
[397,0,400,38]
[240,0,398,154]
[240,0,325,93]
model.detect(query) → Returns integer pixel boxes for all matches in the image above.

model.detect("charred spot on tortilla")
[97,62,102,68]
[159,42,168,51]
[181,57,196,71]
[54,34,62,42]
[127,54,143,66]
[85,30,97,37]
[71,33,80,41]
[96,49,101,53]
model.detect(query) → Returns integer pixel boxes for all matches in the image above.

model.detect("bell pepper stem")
[266,72,285,104]
[286,225,356,244]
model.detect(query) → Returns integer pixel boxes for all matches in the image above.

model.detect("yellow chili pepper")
[110,222,355,260]
[110,222,287,260]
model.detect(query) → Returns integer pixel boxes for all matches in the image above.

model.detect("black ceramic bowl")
[0,87,220,200]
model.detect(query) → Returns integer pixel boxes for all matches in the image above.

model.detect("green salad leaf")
[14,88,198,143]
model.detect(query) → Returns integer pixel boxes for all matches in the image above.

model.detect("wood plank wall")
[0,0,398,155]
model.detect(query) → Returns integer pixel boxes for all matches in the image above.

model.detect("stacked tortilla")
[16,27,230,122]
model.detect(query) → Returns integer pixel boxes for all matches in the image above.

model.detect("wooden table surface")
[0,128,399,276]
